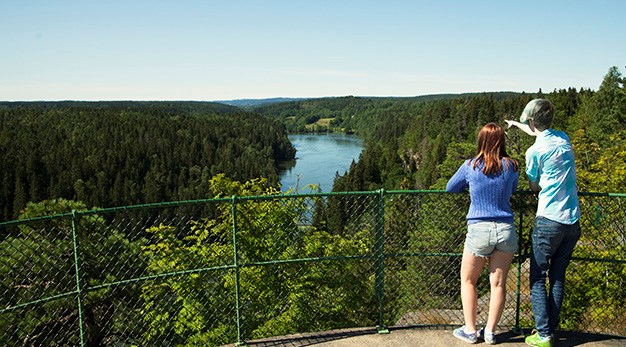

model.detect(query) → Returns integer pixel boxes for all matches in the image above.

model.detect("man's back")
[525,128,580,224]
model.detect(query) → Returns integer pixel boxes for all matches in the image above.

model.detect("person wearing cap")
[506,99,581,347]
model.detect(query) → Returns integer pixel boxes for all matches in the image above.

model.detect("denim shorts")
[465,221,518,257]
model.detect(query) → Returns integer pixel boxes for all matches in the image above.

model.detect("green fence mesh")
[0,191,624,346]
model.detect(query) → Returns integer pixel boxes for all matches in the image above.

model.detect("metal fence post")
[375,189,389,334]
[513,193,524,334]
[231,195,247,346]
[70,210,86,347]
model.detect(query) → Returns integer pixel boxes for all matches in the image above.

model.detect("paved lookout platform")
[225,327,626,347]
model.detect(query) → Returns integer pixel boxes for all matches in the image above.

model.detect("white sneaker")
[478,328,496,345]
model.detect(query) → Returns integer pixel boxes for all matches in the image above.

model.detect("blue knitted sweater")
[446,158,519,224]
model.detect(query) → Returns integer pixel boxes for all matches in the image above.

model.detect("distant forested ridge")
[252,92,521,133]
[254,67,626,194]
[214,97,312,109]
[0,101,295,221]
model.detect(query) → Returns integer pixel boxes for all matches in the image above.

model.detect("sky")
[1,0,625,101]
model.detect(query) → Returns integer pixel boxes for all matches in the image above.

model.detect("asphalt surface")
[226,327,626,347]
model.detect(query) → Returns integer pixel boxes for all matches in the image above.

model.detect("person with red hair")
[447,122,520,344]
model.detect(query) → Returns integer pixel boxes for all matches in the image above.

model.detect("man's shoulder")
[532,129,572,149]
[525,141,541,157]
[546,128,571,141]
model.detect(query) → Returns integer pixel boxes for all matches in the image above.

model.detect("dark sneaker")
[525,330,552,347]
[453,326,477,344]
[478,327,496,344]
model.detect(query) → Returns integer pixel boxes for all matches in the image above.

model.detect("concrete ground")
[227,326,626,347]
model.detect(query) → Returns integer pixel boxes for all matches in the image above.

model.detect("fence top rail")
[1,189,624,226]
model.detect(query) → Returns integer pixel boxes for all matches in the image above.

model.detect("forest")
[1,67,625,346]
[0,101,296,221]
[1,67,624,221]
[254,66,626,195]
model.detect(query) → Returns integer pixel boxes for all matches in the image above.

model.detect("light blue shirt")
[525,129,580,224]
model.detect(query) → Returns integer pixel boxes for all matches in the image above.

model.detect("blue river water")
[278,133,363,193]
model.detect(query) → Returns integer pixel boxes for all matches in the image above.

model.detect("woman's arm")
[446,162,469,193]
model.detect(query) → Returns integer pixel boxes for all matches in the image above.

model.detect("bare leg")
[485,250,514,332]
[460,250,487,332]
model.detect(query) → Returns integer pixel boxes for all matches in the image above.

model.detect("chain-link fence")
[1,191,625,346]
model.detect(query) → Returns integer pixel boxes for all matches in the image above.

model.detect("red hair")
[472,123,518,175]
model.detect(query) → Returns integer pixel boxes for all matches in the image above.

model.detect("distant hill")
[215,97,312,108]
[216,92,524,109]
[0,100,243,114]
[361,91,523,102]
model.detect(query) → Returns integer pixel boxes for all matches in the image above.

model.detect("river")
[278,133,364,193]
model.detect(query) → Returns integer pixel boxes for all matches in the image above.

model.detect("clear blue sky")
[2,0,624,101]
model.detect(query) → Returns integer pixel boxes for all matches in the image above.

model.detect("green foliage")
[569,67,626,192]
[389,193,467,321]
[0,101,295,221]
[139,174,280,345]
[430,141,475,190]
[568,67,626,146]
[251,228,375,338]
[558,193,626,334]
[0,198,146,346]
[575,130,626,192]
[138,175,375,345]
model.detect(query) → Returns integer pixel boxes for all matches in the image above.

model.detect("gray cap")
[520,99,554,129]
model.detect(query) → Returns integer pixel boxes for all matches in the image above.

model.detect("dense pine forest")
[1,66,624,221]
[254,66,626,194]
[0,101,295,221]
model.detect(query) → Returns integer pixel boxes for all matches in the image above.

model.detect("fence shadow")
[236,327,378,347]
